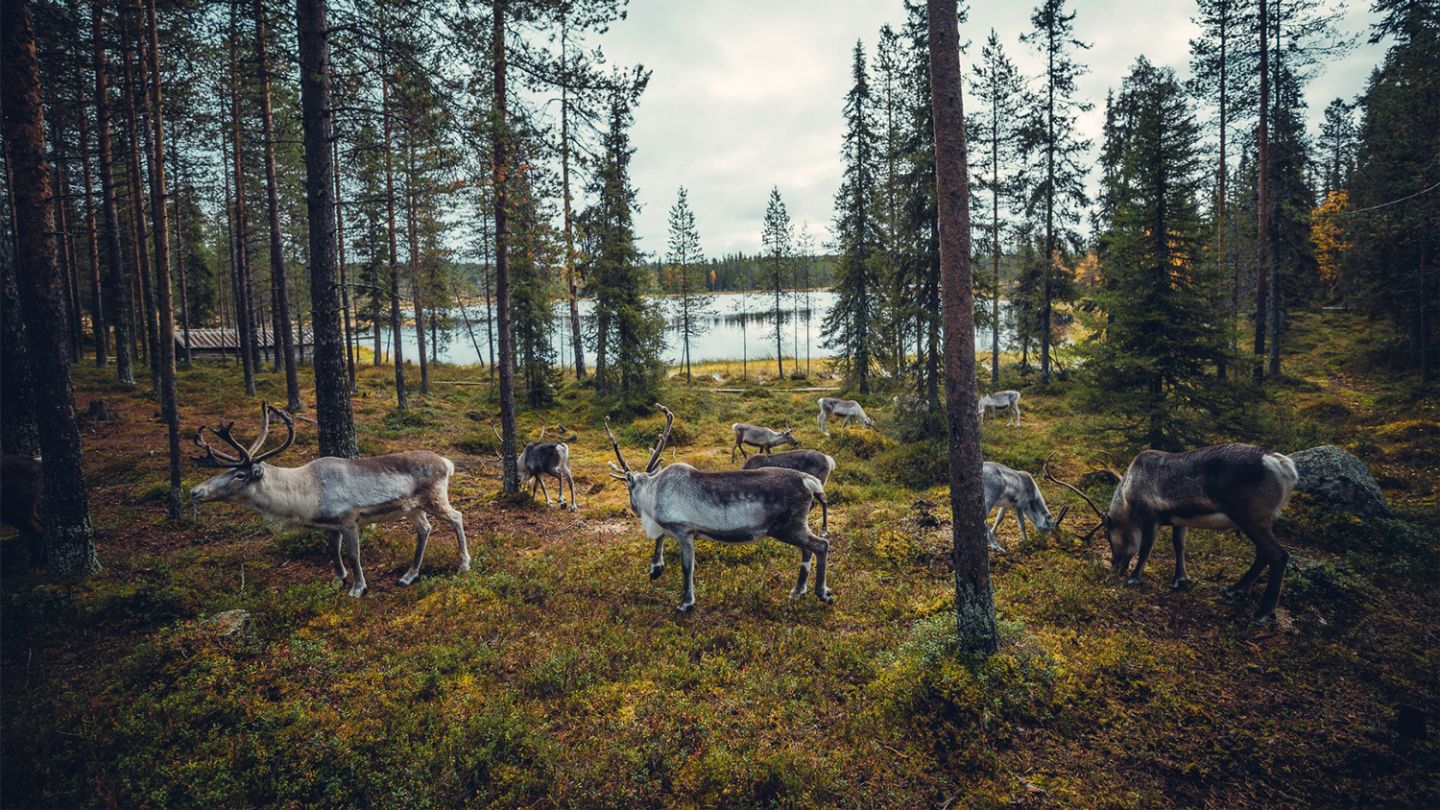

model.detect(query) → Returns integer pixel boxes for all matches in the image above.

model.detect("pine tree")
[970,29,1025,387]
[761,186,792,379]
[1085,59,1226,448]
[1020,0,1092,384]
[666,186,710,382]
[899,0,943,408]
[1317,97,1356,195]
[822,40,882,394]
[509,155,560,408]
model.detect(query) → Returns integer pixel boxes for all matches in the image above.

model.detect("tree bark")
[93,0,134,384]
[1,248,40,456]
[560,33,586,379]
[170,141,192,367]
[297,0,359,458]
[141,0,183,518]
[78,78,109,367]
[1254,0,1271,380]
[406,141,429,394]
[1,0,102,579]
[333,138,357,390]
[254,0,301,409]
[121,22,159,391]
[380,27,407,410]
[494,0,518,493]
[929,0,998,656]
[227,11,258,396]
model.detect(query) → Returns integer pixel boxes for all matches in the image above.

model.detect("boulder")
[202,609,255,645]
[1289,445,1392,518]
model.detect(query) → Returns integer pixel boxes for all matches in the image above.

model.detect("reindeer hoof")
[818,588,835,604]
[1251,610,1277,627]
[789,587,808,599]
[649,564,665,580]
[568,504,578,513]
[1126,575,1144,586]
[1171,577,1193,591]
[1221,586,1244,602]
[347,583,368,598]
[398,570,420,586]
[457,557,472,574]
[675,602,694,613]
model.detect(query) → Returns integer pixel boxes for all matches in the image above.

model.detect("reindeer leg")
[988,508,1007,552]
[1128,522,1157,585]
[791,547,813,598]
[818,411,828,435]
[1170,526,1192,590]
[537,475,554,508]
[328,529,348,584]
[677,534,696,612]
[650,535,666,580]
[400,511,433,586]
[1233,519,1289,622]
[342,525,367,597]
[565,467,578,512]
[809,531,834,603]
[554,472,566,509]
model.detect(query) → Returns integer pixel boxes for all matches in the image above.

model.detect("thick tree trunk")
[929,0,997,656]
[1,251,40,456]
[93,0,133,384]
[297,0,358,458]
[141,0,183,518]
[380,37,407,410]
[254,0,301,410]
[1,0,101,579]
[51,152,83,362]
[494,0,519,493]
[991,101,1000,387]
[1254,0,1271,380]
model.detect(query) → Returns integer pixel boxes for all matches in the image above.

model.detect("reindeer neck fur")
[239,462,322,530]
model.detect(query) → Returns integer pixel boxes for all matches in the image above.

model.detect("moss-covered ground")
[2,310,1437,807]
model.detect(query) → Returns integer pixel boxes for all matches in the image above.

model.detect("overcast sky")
[594,0,1384,258]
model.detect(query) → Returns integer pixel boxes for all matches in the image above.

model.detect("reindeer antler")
[193,422,248,468]
[250,405,295,464]
[192,405,295,468]
[1044,451,1110,539]
[645,404,675,473]
[604,416,631,477]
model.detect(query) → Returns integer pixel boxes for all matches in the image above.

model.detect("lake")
[362,290,1014,367]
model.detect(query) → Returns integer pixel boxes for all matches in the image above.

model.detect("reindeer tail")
[801,473,829,535]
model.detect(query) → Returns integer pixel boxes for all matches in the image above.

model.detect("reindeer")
[977,390,1022,426]
[742,449,836,484]
[190,404,469,597]
[817,397,874,435]
[1047,444,1298,622]
[513,426,579,511]
[731,423,798,462]
[983,458,1068,552]
[606,404,833,612]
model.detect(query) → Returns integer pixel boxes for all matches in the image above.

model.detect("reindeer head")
[1045,453,1133,571]
[190,404,296,503]
[779,428,798,447]
[604,404,675,514]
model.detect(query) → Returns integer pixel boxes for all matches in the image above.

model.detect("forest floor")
[2,310,1437,808]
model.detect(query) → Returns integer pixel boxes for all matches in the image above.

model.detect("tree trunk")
[405,142,429,394]
[1040,24,1056,386]
[1254,0,1270,380]
[254,0,301,409]
[51,150,83,362]
[1,249,40,456]
[79,85,108,367]
[297,0,359,457]
[560,23,587,379]
[227,13,258,396]
[380,32,407,410]
[494,0,518,493]
[1,0,102,579]
[140,0,183,518]
[333,139,357,390]
[928,0,997,656]
[93,0,133,384]
[991,95,1000,387]
[122,24,160,392]
[1266,0,1281,378]
[170,142,192,368]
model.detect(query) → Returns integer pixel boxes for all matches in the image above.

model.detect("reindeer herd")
[176,389,1300,622]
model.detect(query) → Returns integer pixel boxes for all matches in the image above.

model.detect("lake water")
[362,290,1014,367]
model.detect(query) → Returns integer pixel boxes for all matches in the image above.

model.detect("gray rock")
[202,609,255,645]
[1289,445,1392,518]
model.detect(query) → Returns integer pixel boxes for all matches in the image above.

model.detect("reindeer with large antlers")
[606,404,834,613]
[190,404,469,597]
[1047,444,1299,622]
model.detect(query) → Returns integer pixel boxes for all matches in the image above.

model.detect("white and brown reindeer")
[606,404,833,612]
[730,423,798,462]
[190,404,469,597]
[977,390,1022,426]
[742,449,836,484]
[816,397,874,435]
[512,425,579,511]
[1047,444,1298,622]
[982,458,1068,552]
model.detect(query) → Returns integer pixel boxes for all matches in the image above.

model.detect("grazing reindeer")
[817,397,874,435]
[983,458,1068,552]
[731,423,798,462]
[977,390,1022,426]
[743,449,836,484]
[607,404,833,613]
[190,404,469,597]
[1048,444,1298,622]
[519,439,578,511]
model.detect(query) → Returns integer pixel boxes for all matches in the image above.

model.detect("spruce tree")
[666,186,711,382]
[1317,98,1356,194]
[1020,0,1092,384]
[822,40,882,394]
[761,186,792,379]
[1085,59,1226,448]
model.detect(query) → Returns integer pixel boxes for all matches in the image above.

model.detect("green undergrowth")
[2,310,1437,807]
